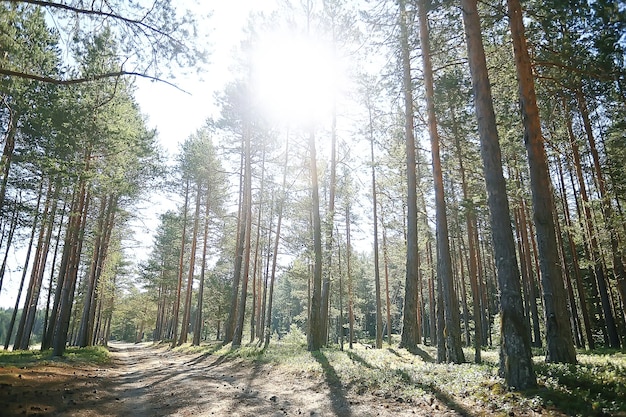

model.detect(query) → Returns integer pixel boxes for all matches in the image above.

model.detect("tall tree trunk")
[233,140,253,348]
[179,183,202,345]
[577,88,626,347]
[427,243,436,346]
[381,217,393,345]
[461,0,536,388]
[417,0,464,363]
[321,88,338,349]
[398,0,419,350]
[556,140,594,349]
[449,106,482,360]
[0,109,16,214]
[52,174,90,357]
[566,110,613,347]
[193,184,212,346]
[251,145,267,343]
[4,182,43,350]
[171,178,189,346]
[507,0,577,364]
[16,179,60,350]
[346,203,355,350]
[516,196,542,347]
[367,99,383,349]
[0,198,19,294]
[42,199,66,348]
[76,196,107,347]
[307,129,324,352]
[225,150,246,344]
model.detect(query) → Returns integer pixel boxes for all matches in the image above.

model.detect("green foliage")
[0,346,110,367]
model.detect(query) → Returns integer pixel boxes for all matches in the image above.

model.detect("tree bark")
[4,182,43,350]
[193,184,211,346]
[171,179,189,345]
[417,0,464,364]
[232,127,253,348]
[461,0,536,388]
[179,184,201,345]
[398,0,420,350]
[507,0,577,363]
[367,98,383,349]
[52,171,90,356]
[307,129,324,352]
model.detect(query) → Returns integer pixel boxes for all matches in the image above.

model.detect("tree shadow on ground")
[346,350,374,369]
[348,350,474,417]
[397,368,475,417]
[312,350,353,417]
[389,346,436,363]
[182,343,229,367]
[521,361,626,416]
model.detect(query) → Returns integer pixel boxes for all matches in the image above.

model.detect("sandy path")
[86,342,462,417]
[0,342,462,416]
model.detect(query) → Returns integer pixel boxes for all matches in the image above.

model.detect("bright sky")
[134,0,278,155]
[0,1,279,309]
[0,0,363,309]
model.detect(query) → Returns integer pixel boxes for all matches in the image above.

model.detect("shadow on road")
[312,350,353,417]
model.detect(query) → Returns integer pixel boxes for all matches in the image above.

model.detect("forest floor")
[1,338,625,417]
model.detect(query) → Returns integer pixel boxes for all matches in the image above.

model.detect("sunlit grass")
[0,345,110,367]
[167,331,626,416]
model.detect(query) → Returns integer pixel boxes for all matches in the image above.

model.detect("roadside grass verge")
[182,331,626,417]
[0,345,110,367]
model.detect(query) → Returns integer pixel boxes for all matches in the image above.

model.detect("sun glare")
[253,33,340,125]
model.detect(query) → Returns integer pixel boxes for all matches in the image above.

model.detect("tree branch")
[4,0,180,44]
[0,68,191,94]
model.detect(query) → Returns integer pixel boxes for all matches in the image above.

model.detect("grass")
[0,345,110,367]
[182,330,626,417]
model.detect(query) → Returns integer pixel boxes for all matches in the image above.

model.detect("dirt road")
[0,342,462,416]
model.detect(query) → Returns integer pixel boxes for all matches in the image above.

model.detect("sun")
[252,32,340,126]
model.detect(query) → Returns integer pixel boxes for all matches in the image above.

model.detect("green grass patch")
[0,345,110,367]
[531,353,626,416]
[166,330,626,416]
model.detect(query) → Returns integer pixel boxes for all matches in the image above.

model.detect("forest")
[1,0,626,415]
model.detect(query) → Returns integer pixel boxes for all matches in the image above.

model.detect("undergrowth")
[183,329,626,417]
[0,345,110,367]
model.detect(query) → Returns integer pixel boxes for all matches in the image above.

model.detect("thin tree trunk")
[307,129,324,352]
[251,146,266,343]
[556,138,593,348]
[52,174,90,357]
[516,196,542,347]
[321,86,338,349]
[346,203,354,349]
[233,123,253,348]
[577,88,626,347]
[567,99,618,347]
[0,196,19,294]
[265,136,289,349]
[193,184,211,346]
[0,109,17,213]
[381,217,393,345]
[76,197,107,347]
[367,99,383,349]
[417,0,464,363]
[4,183,43,350]
[16,180,60,350]
[43,199,66,347]
[449,105,482,360]
[179,183,201,345]
[171,178,190,346]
